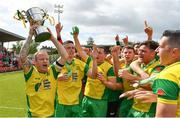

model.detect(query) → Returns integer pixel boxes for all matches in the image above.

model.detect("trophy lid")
[26,7,46,22]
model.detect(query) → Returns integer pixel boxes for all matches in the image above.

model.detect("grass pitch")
[0,71,27,117]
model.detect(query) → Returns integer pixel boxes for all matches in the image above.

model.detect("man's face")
[122,48,135,63]
[97,48,106,64]
[34,52,49,73]
[138,45,155,64]
[83,47,91,55]
[64,43,76,59]
[156,36,172,66]
[134,44,139,54]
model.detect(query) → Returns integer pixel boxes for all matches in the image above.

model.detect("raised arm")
[115,34,121,46]
[85,44,98,79]
[122,35,128,46]
[91,44,98,78]
[19,25,35,73]
[55,22,63,44]
[72,27,88,62]
[111,46,120,76]
[48,28,68,66]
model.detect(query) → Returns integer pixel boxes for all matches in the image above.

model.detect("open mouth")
[139,56,143,59]
[42,64,48,68]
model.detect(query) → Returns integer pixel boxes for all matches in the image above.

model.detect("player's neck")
[67,58,73,63]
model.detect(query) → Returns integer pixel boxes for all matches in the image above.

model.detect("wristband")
[57,36,63,44]
[56,61,64,67]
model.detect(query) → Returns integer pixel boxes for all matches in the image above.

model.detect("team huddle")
[19,22,180,117]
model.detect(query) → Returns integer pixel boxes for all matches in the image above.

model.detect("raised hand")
[111,46,120,57]
[92,44,98,59]
[47,28,55,41]
[70,26,79,39]
[55,22,63,36]
[70,26,79,35]
[115,34,120,41]
[144,20,153,40]
[122,35,128,46]
[29,24,38,36]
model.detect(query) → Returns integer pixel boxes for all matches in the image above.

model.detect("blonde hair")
[34,49,48,61]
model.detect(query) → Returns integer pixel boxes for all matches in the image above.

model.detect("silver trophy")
[14,7,54,42]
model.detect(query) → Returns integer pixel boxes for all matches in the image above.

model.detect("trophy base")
[35,32,51,42]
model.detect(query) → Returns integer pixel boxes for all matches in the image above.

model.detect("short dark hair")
[122,45,135,53]
[162,30,180,49]
[133,42,140,47]
[140,40,159,51]
[63,40,74,46]
[98,46,110,54]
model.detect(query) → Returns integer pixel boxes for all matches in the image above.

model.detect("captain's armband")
[54,61,64,70]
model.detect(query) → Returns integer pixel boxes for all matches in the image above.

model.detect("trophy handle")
[13,10,27,28]
[41,9,47,19]
[48,16,55,25]
[43,14,55,26]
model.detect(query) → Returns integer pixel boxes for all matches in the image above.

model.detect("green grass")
[0,71,27,117]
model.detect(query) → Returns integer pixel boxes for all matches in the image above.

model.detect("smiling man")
[153,30,180,117]
[119,40,164,117]
[19,24,68,117]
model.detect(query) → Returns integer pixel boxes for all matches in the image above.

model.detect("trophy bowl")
[34,26,51,42]
[26,7,51,42]
[26,7,45,22]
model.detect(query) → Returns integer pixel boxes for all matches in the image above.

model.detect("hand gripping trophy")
[14,7,54,42]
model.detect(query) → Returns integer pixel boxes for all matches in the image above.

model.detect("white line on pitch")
[0,106,26,110]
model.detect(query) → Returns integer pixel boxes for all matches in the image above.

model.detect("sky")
[0,0,180,49]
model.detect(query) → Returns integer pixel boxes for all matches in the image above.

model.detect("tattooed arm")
[19,25,34,73]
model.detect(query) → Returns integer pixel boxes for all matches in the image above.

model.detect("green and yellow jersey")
[85,56,92,66]
[120,64,135,92]
[152,61,180,117]
[24,65,58,117]
[119,60,125,69]
[132,58,164,112]
[85,61,115,100]
[57,58,89,105]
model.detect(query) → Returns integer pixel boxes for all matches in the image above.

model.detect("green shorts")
[82,96,108,117]
[55,103,82,117]
[118,98,133,117]
[127,106,156,117]
[27,111,54,117]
